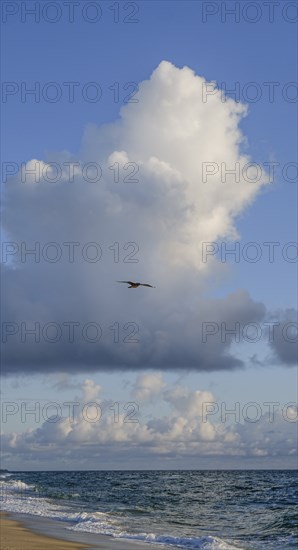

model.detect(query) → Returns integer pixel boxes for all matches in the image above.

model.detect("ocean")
[0,470,297,549]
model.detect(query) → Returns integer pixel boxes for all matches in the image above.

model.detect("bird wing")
[141,284,155,288]
[117,281,135,285]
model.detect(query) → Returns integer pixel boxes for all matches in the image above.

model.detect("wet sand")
[0,512,87,549]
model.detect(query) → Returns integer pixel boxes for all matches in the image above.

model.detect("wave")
[114,534,241,549]
[0,477,35,493]
[69,513,242,548]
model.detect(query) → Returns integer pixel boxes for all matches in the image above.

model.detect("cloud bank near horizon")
[1,375,296,469]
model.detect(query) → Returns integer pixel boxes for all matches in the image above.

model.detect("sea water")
[0,470,297,549]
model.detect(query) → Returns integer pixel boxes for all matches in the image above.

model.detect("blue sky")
[1,1,297,469]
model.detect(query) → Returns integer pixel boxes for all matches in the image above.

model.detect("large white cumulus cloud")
[82,60,266,269]
[2,61,275,374]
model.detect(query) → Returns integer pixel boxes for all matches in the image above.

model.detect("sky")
[0,0,297,470]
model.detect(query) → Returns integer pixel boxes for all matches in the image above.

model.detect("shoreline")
[0,511,167,550]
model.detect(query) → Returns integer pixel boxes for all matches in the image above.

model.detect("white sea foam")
[115,533,240,549]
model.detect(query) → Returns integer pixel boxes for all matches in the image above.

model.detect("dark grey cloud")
[267,309,298,366]
[2,254,268,374]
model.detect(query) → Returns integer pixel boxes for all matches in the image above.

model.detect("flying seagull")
[117,281,155,288]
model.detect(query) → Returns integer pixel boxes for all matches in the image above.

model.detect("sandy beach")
[0,512,88,549]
